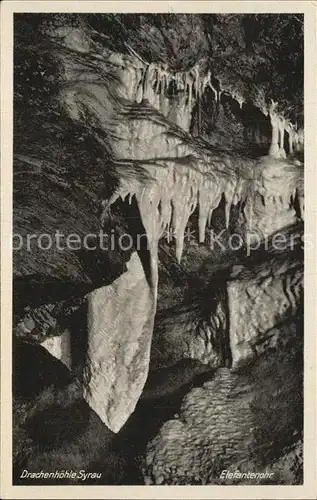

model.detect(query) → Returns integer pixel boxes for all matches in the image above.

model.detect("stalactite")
[188,64,200,135]
[269,105,280,158]
[164,70,170,95]
[132,60,227,136]
[171,178,197,262]
[175,72,184,91]
[154,66,161,93]
[198,182,222,243]
[143,62,156,102]
[224,180,237,230]
[185,73,193,109]
[110,157,247,265]
[135,67,144,103]
[278,117,286,159]
[202,72,209,94]
[231,90,244,110]
[197,92,201,136]
[207,205,215,228]
[285,121,294,155]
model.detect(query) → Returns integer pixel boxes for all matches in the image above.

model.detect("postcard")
[1,1,316,499]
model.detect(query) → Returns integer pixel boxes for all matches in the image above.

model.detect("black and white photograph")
[1,2,316,498]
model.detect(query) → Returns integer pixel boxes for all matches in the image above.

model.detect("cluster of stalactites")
[135,61,220,109]
[105,155,304,264]
[217,77,245,109]
[107,159,249,263]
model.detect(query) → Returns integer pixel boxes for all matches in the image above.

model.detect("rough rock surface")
[14,299,84,344]
[228,239,303,369]
[150,288,228,371]
[144,330,303,485]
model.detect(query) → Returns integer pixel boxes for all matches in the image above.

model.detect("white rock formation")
[83,252,156,432]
